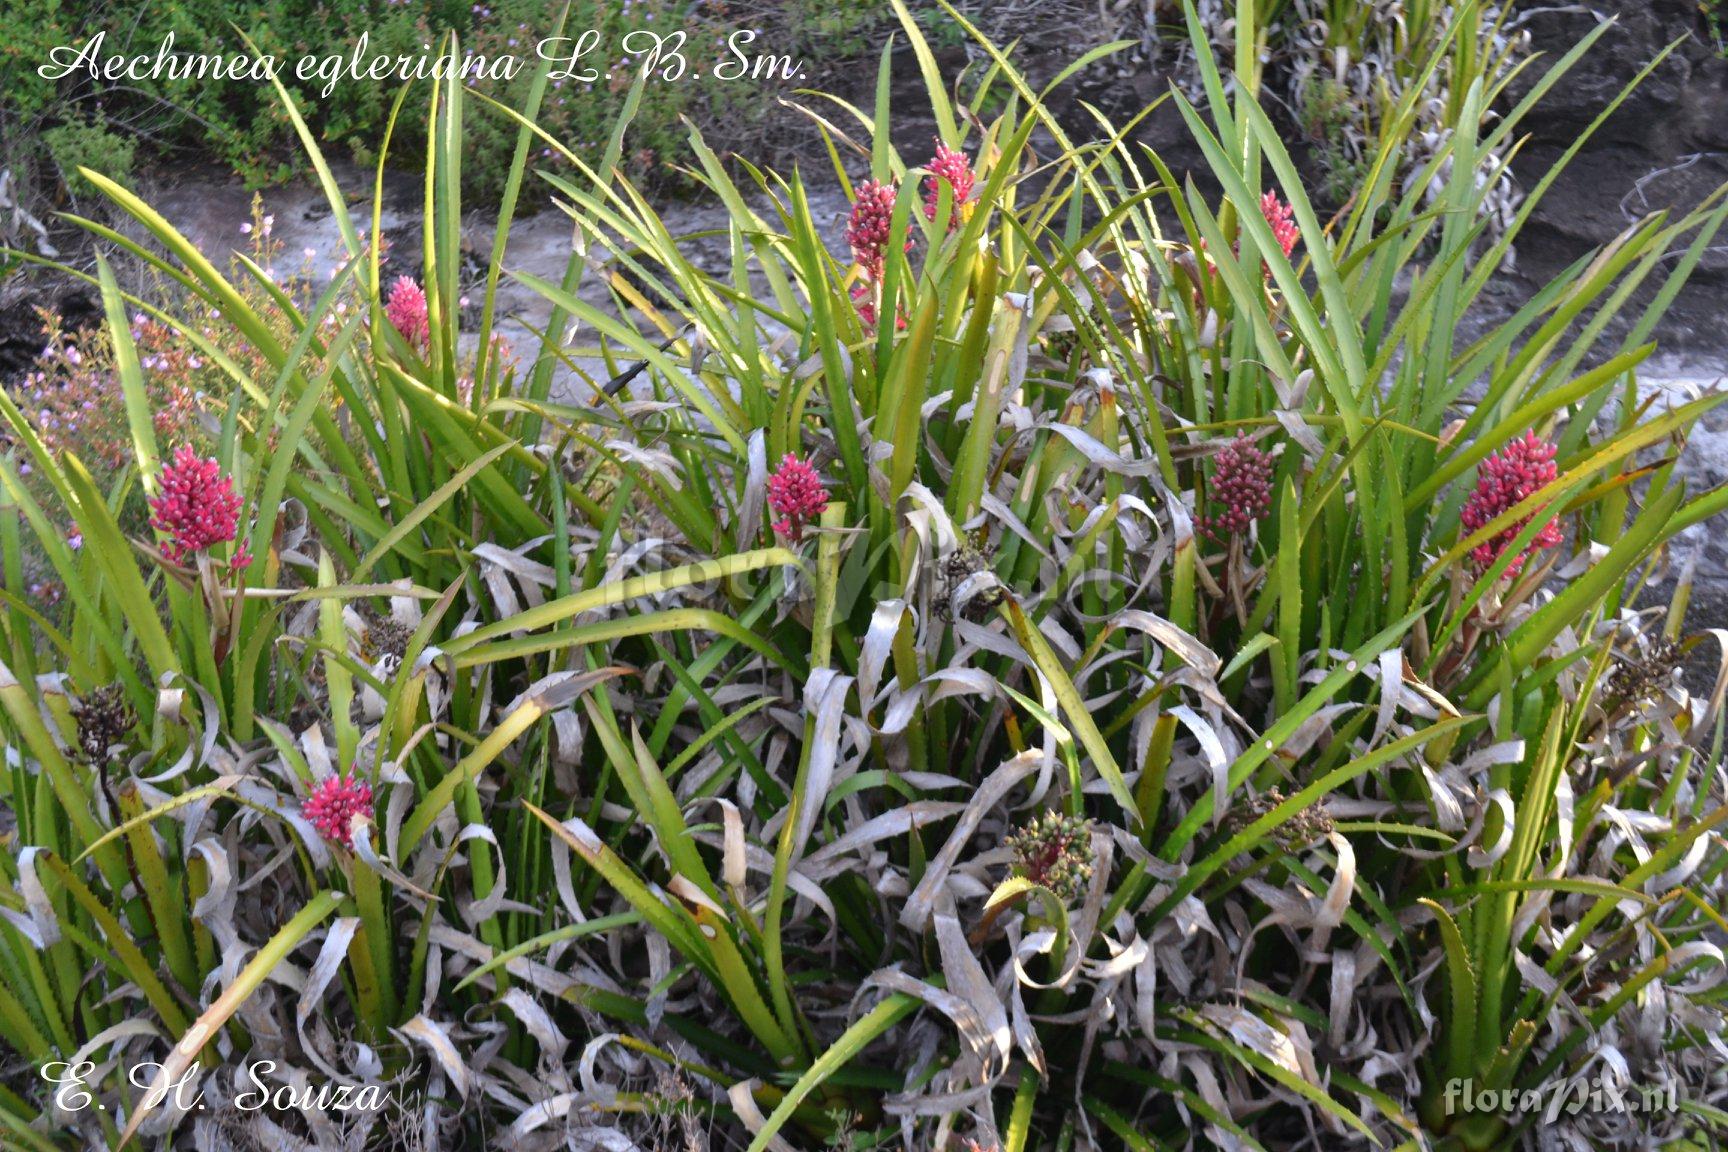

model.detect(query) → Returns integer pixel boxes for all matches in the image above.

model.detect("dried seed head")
[942,545,987,585]
[1042,303,1105,363]
[937,543,1003,623]
[1006,810,1095,903]
[1607,638,1683,707]
[1223,788,1335,851]
[360,605,414,666]
[73,683,133,766]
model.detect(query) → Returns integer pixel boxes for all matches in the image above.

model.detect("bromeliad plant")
[1,0,1728,1150]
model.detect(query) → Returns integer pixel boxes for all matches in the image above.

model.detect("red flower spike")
[385,276,430,349]
[1198,435,1274,542]
[767,453,829,540]
[1460,430,1564,579]
[302,771,375,850]
[148,445,251,570]
[1260,190,1300,261]
[923,141,975,231]
[845,180,908,281]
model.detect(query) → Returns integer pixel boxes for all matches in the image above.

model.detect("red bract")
[1199,435,1273,542]
[767,453,829,540]
[1460,430,1564,578]
[149,445,251,570]
[385,276,430,349]
[1260,190,1300,261]
[846,180,906,281]
[923,141,975,230]
[851,283,907,332]
[302,771,374,849]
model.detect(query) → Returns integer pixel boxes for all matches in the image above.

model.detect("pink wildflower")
[1199,435,1273,542]
[302,771,375,849]
[148,445,251,569]
[767,453,829,540]
[923,141,975,230]
[385,276,430,349]
[846,180,907,280]
[1460,430,1564,578]
[1260,190,1299,261]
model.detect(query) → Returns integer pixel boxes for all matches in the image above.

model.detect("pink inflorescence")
[385,276,430,349]
[1199,434,1274,542]
[923,141,975,230]
[1460,430,1564,578]
[149,445,251,569]
[302,771,375,849]
[846,180,905,281]
[767,453,829,540]
[1260,190,1300,261]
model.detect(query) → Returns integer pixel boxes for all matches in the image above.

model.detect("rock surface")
[1510,0,1728,352]
[1503,1,1728,643]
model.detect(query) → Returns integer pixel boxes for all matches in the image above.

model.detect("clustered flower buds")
[845,180,903,282]
[1459,430,1564,579]
[385,276,430,350]
[149,445,251,570]
[1260,190,1300,261]
[302,770,375,849]
[1198,434,1274,542]
[1007,810,1095,904]
[924,141,976,231]
[767,453,829,540]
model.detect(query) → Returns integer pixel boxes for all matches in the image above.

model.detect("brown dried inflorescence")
[937,543,1002,622]
[1222,788,1335,851]
[73,683,133,766]
[360,605,414,667]
[1607,638,1683,707]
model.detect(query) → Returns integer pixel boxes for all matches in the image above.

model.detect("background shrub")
[0,0,915,210]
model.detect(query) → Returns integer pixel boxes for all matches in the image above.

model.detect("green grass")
[0,2,1726,1149]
